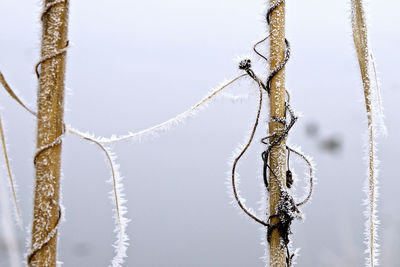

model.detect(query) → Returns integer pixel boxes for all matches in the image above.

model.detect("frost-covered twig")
[68,129,129,267]
[351,1,384,266]
[0,170,22,267]
[370,53,386,136]
[0,115,23,226]
[231,72,268,227]
[233,50,313,266]
[95,74,247,143]
[29,0,69,266]
[1,71,248,146]
[0,73,36,116]
[267,0,290,265]
[286,145,315,207]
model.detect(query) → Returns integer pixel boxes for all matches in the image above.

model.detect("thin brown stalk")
[351,0,379,266]
[268,0,288,265]
[29,0,69,266]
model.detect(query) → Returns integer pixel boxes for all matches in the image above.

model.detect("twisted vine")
[231,1,315,266]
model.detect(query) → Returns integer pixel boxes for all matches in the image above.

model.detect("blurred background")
[0,0,399,266]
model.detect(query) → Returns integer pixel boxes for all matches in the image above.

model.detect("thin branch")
[0,72,36,116]
[286,145,315,207]
[0,115,23,227]
[351,1,380,266]
[96,74,248,143]
[68,128,129,267]
[231,79,268,226]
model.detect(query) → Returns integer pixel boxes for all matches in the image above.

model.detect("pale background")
[0,0,399,266]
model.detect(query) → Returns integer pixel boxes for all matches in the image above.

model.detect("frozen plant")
[28,0,69,266]
[351,0,385,266]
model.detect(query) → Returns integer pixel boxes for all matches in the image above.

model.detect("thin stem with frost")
[351,1,380,266]
[0,172,21,267]
[0,116,22,226]
[0,73,36,116]
[231,79,268,226]
[1,70,247,145]
[68,129,129,267]
[96,74,247,143]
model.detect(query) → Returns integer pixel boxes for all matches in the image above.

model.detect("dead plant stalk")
[29,1,69,266]
[351,0,379,266]
[268,0,287,266]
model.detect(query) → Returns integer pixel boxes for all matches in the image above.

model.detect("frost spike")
[268,0,288,265]
[351,1,380,266]
[29,0,69,266]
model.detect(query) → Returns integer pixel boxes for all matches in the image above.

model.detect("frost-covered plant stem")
[0,167,21,267]
[351,1,379,266]
[268,1,287,265]
[29,1,69,266]
[0,116,22,226]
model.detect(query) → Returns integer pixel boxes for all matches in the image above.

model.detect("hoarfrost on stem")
[93,74,248,143]
[0,163,22,267]
[351,0,385,266]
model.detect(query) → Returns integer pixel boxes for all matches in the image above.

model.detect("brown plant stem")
[351,0,378,266]
[29,1,69,266]
[268,0,287,265]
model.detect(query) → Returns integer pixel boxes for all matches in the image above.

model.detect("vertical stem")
[0,166,21,267]
[268,0,287,266]
[351,1,377,266]
[352,0,372,119]
[0,116,22,225]
[30,1,69,266]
